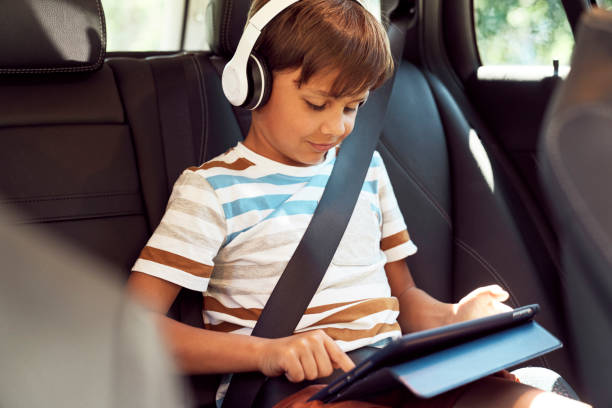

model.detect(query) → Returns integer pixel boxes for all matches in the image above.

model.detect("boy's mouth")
[308,142,335,152]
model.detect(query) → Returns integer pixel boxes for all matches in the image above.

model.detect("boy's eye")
[304,99,362,113]
[344,100,365,114]
[306,101,325,111]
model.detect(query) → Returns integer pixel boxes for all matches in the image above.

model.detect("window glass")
[184,0,213,51]
[474,0,574,67]
[102,0,186,51]
[598,0,612,10]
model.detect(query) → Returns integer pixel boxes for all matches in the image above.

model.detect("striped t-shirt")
[132,142,417,351]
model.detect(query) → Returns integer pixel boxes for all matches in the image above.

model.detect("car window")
[474,0,574,78]
[102,0,213,52]
[184,0,214,51]
[102,0,188,52]
[598,0,612,9]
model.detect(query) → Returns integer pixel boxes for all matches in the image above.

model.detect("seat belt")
[222,19,407,408]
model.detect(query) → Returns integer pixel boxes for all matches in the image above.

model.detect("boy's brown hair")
[249,0,393,97]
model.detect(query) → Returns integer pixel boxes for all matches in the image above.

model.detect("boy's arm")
[384,259,512,333]
[126,271,354,380]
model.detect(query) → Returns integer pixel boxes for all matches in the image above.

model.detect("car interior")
[0,0,609,406]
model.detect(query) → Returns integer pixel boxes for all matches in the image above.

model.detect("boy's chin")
[297,153,327,166]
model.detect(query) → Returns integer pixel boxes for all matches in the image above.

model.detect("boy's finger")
[324,337,355,372]
[283,356,306,383]
[465,284,500,300]
[312,342,334,378]
[299,350,319,381]
[492,289,509,302]
[285,368,305,383]
[482,284,505,294]
[478,284,509,301]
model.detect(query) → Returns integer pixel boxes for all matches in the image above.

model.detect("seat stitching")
[1,191,139,204]
[454,240,552,369]
[455,238,519,307]
[193,56,209,163]
[95,0,107,66]
[11,209,144,224]
[222,0,235,55]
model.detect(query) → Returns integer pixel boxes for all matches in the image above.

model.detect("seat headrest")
[207,0,250,58]
[0,0,106,74]
[207,0,397,58]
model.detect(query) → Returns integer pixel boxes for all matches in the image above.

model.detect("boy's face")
[245,68,369,166]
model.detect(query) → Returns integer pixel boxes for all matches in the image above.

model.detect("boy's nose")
[320,110,347,137]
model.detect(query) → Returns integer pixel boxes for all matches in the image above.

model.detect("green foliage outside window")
[599,0,612,10]
[474,0,574,66]
[102,0,185,51]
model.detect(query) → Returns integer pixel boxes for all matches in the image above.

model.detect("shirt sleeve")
[131,169,226,291]
[375,152,418,262]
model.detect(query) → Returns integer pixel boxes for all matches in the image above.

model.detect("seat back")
[539,9,612,406]
[0,0,150,280]
[107,52,244,405]
[0,0,244,278]
[379,60,574,383]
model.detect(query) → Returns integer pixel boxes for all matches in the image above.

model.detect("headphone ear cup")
[243,53,273,110]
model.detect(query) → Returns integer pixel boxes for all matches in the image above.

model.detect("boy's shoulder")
[186,144,255,176]
[181,145,384,182]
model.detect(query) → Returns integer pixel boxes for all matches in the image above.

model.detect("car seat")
[539,8,612,407]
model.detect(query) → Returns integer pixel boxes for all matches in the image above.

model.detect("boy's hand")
[451,285,513,323]
[256,330,355,382]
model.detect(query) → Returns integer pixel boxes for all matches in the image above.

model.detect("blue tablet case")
[331,321,561,401]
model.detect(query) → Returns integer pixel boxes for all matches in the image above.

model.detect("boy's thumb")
[490,285,509,300]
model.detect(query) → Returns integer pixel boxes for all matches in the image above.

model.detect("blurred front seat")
[539,8,612,407]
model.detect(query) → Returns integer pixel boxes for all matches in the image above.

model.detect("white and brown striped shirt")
[132,142,417,351]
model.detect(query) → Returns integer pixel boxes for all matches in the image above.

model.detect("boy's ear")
[244,52,273,110]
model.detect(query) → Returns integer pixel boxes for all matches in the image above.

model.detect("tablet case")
[329,321,562,402]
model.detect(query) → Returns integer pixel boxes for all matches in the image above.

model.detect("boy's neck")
[241,137,330,168]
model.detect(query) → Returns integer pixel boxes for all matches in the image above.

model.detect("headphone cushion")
[244,52,273,110]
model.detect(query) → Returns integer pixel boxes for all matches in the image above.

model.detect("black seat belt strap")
[222,19,407,408]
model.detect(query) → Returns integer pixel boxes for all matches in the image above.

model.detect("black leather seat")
[0,0,150,281]
[0,0,581,406]
[0,0,242,280]
[380,58,575,387]
[539,8,612,406]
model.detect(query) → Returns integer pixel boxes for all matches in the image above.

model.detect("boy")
[127,0,588,406]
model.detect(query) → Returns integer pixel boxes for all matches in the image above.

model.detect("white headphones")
[222,0,378,110]
[222,0,300,110]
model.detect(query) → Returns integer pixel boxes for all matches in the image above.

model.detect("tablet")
[310,304,541,403]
